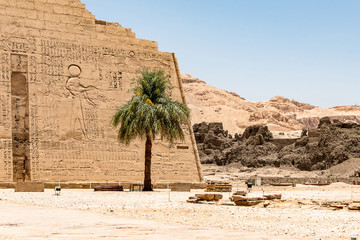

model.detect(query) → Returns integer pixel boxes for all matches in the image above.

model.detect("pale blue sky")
[81,0,360,108]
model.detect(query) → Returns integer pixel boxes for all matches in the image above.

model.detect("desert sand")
[1,184,359,240]
[0,201,283,240]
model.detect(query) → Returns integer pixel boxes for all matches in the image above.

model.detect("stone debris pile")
[187,192,360,211]
[194,118,360,171]
[319,201,360,211]
[187,191,284,207]
[229,192,282,206]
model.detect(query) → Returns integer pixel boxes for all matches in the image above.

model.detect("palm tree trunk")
[143,132,153,191]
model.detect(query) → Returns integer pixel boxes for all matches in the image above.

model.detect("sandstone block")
[0,0,16,6]
[195,194,214,201]
[264,194,282,200]
[234,200,262,206]
[34,2,53,12]
[170,183,191,192]
[187,199,198,203]
[53,5,73,15]
[15,182,44,192]
[233,191,247,196]
[348,205,360,210]
[220,202,236,206]
[26,9,38,19]
[6,7,25,17]
[231,195,247,202]
[16,0,35,9]
[264,201,271,207]
[213,194,223,200]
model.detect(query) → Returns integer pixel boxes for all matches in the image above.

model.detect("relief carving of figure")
[65,64,105,140]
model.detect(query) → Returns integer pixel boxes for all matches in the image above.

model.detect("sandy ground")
[0,201,282,240]
[0,184,360,240]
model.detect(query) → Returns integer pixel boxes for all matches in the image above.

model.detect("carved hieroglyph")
[0,0,203,184]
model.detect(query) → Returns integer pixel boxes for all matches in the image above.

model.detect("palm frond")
[112,69,190,145]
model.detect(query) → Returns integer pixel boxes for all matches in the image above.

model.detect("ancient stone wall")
[0,0,203,184]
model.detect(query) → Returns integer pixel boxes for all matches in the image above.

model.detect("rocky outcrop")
[194,118,360,171]
[193,122,279,167]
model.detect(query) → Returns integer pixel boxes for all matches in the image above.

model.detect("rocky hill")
[181,73,360,135]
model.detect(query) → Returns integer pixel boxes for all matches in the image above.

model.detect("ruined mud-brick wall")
[0,0,203,183]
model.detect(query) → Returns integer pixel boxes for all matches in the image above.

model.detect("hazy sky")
[81,0,360,108]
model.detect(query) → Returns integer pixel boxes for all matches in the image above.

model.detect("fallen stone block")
[348,204,360,210]
[233,191,247,196]
[220,202,236,206]
[195,194,215,201]
[188,193,224,204]
[230,195,247,202]
[214,194,223,200]
[264,194,282,200]
[234,200,262,206]
[330,203,346,209]
[187,199,199,203]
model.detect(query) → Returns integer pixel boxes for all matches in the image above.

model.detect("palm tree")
[112,69,190,191]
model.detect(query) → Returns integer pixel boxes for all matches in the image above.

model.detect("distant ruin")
[0,0,203,185]
[194,119,360,171]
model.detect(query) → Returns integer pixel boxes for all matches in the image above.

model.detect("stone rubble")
[187,193,223,204]
[194,118,360,171]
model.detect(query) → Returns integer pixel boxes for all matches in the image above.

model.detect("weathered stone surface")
[220,202,236,206]
[279,119,360,170]
[188,193,223,204]
[233,191,247,196]
[230,195,247,202]
[318,116,332,127]
[213,194,223,200]
[15,182,44,192]
[195,119,360,171]
[234,200,262,206]
[348,204,360,210]
[0,0,202,184]
[170,183,191,192]
[264,194,282,200]
[205,183,232,192]
[193,122,278,167]
[195,194,214,201]
[186,198,198,203]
